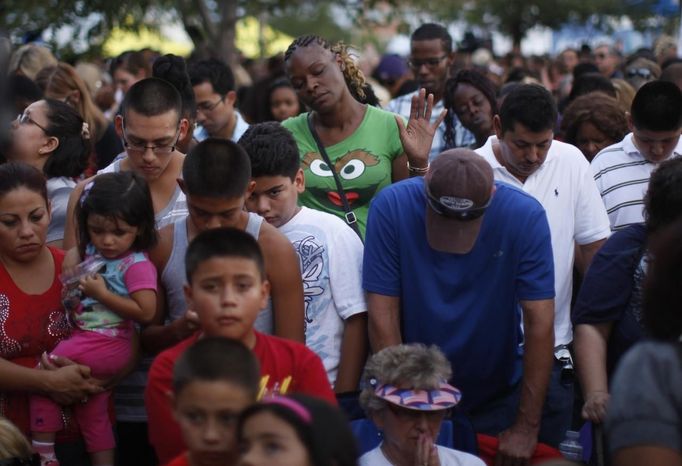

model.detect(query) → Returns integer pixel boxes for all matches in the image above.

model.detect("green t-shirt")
[282,105,404,238]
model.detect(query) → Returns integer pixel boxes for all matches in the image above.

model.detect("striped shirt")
[591,133,682,231]
[386,90,474,161]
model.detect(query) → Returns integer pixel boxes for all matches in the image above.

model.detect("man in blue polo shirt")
[364,149,555,464]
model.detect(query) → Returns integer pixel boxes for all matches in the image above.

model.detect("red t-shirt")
[165,453,190,466]
[0,247,69,434]
[146,331,336,465]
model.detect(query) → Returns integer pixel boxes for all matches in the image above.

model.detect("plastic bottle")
[558,430,583,461]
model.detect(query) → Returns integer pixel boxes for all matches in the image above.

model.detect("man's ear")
[493,115,503,139]
[294,169,305,193]
[445,51,455,68]
[178,117,191,143]
[225,90,237,106]
[177,178,186,194]
[259,279,271,310]
[246,180,256,196]
[114,114,124,138]
[626,112,634,133]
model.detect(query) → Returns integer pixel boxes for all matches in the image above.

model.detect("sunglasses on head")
[626,68,653,79]
[425,184,491,221]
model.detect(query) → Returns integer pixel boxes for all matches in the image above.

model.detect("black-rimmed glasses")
[16,113,48,133]
[121,125,180,155]
[196,96,225,112]
[408,55,448,69]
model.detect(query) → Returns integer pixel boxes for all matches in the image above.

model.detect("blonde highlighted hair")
[284,35,367,101]
[0,416,33,460]
[35,62,108,141]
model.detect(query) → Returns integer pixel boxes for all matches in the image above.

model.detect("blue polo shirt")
[363,178,555,413]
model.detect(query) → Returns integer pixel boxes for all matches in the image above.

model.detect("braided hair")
[284,35,367,101]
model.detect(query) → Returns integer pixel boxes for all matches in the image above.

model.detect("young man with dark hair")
[142,137,305,362]
[146,228,335,464]
[60,77,192,466]
[167,337,260,466]
[188,58,249,142]
[239,122,367,393]
[387,23,474,160]
[476,84,610,447]
[592,80,682,230]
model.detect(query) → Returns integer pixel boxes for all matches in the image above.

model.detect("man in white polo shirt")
[476,84,610,448]
[591,80,682,231]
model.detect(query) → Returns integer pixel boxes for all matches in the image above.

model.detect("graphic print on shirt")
[0,294,69,358]
[0,294,21,357]
[291,234,334,365]
[257,374,293,399]
[302,150,387,213]
[292,235,325,327]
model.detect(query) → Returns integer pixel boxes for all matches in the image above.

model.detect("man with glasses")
[188,58,249,142]
[594,43,623,79]
[364,149,555,464]
[476,84,610,449]
[387,23,474,161]
[62,77,190,466]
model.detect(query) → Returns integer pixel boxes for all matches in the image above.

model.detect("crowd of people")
[0,20,681,466]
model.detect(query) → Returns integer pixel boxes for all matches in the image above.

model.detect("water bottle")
[558,430,583,461]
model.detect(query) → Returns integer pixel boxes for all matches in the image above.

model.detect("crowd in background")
[0,22,681,466]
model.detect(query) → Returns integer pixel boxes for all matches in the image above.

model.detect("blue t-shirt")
[572,223,647,375]
[363,178,555,413]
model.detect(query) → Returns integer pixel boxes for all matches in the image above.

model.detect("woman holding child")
[0,162,100,458]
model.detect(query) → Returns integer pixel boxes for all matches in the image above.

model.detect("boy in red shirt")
[145,227,335,465]
[167,337,260,466]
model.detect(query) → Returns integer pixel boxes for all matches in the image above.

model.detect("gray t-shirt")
[606,340,682,454]
[46,176,76,243]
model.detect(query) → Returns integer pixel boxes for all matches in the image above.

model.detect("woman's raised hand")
[395,88,447,169]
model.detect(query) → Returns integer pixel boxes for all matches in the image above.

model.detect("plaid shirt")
[386,90,475,161]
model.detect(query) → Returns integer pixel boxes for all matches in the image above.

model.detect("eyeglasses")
[408,55,448,69]
[196,96,225,112]
[16,113,48,133]
[425,185,491,221]
[121,124,180,155]
[626,68,653,79]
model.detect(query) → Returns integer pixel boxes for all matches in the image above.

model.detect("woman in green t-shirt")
[281,35,443,238]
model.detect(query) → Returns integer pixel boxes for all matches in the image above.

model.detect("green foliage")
[0,0,670,59]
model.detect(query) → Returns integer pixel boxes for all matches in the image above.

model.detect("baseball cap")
[375,54,407,82]
[424,149,494,254]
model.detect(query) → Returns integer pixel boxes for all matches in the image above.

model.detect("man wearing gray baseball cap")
[363,148,555,465]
